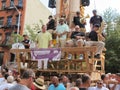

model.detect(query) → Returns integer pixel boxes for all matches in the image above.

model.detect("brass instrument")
[97,21,106,41]
[80,14,90,24]
[80,14,90,33]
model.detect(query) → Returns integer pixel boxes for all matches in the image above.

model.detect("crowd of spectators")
[0,68,120,90]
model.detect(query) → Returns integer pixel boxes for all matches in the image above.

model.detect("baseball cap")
[59,18,64,22]
[93,24,100,28]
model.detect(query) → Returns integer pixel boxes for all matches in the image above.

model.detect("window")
[1,32,11,47]
[16,15,20,26]
[10,0,14,7]
[18,0,23,7]
[1,1,6,10]
[7,16,12,26]
[0,17,4,27]
[16,15,19,25]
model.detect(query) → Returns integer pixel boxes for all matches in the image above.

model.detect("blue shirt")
[48,83,66,90]
[56,23,69,40]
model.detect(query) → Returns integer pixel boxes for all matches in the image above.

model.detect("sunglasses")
[97,82,103,85]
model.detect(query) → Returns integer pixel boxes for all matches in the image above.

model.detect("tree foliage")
[25,20,43,41]
[102,8,119,36]
[103,8,120,73]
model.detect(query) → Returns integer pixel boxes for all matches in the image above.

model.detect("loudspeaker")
[81,0,90,6]
[48,0,56,8]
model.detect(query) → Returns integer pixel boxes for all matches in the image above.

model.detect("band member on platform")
[90,10,103,30]
[86,24,105,59]
[35,25,52,69]
[22,35,30,49]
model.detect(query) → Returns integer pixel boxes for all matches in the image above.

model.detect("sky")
[40,0,120,15]
[40,0,120,31]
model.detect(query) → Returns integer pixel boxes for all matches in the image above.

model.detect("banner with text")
[31,48,61,61]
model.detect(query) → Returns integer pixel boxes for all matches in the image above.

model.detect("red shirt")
[31,83,35,90]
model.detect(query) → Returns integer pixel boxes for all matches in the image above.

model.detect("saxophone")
[80,14,90,24]
[97,21,106,42]
[80,14,90,32]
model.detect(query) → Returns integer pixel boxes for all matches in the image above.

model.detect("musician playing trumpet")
[73,11,89,33]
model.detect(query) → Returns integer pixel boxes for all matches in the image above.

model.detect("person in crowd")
[108,74,118,90]
[0,73,9,85]
[80,74,91,90]
[31,81,36,90]
[0,75,14,90]
[47,15,56,46]
[73,11,85,29]
[86,24,105,59]
[38,76,45,80]
[101,74,119,90]
[60,75,69,88]
[75,78,82,89]
[66,25,85,47]
[90,10,103,30]
[69,87,79,90]
[66,25,86,59]
[47,15,56,34]
[114,73,120,90]
[12,70,21,84]
[33,78,46,90]
[22,35,30,49]
[94,80,109,90]
[56,18,69,58]
[9,69,35,90]
[21,35,30,68]
[101,74,109,87]
[116,73,120,83]
[56,18,69,48]
[35,25,52,69]
[61,15,68,24]
[48,76,66,90]
[0,72,6,85]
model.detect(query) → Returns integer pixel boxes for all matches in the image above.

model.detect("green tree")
[25,20,43,41]
[102,8,120,73]
[102,7,119,36]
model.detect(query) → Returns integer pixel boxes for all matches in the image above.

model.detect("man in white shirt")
[0,75,14,90]
[0,72,5,85]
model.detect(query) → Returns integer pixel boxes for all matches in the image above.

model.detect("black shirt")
[47,19,55,30]
[22,39,30,49]
[90,15,103,26]
[79,88,87,90]
[73,16,85,28]
[71,31,85,39]
[89,30,98,41]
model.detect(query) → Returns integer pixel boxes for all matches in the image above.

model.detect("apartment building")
[0,0,51,43]
[0,0,51,66]
[0,0,24,43]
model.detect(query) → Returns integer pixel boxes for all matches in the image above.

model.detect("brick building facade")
[0,0,26,43]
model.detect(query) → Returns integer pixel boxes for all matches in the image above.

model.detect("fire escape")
[0,0,23,33]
